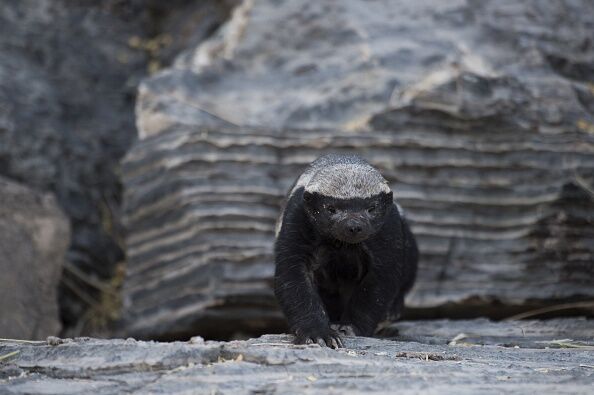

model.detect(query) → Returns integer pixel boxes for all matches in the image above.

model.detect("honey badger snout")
[337,214,371,243]
[346,218,363,235]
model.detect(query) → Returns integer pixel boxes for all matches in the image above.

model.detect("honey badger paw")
[330,324,357,337]
[293,326,344,349]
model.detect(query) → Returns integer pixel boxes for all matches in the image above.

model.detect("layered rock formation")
[0,177,70,340]
[121,0,594,339]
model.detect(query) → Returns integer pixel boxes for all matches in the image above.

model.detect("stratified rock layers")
[121,125,593,339]
[122,0,594,339]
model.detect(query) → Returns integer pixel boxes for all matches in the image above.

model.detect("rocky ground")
[1,319,593,394]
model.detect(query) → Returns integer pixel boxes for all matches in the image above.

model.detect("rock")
[0,0,145,330]
[0,177,70,340]
[0,0,237,331]
[120,126,594,339]
[390,317,594,348]
[120,127,285,340]
[124,0,594,339]
[1,319,594,394]
[137,0,594,135]
[46,337,66,347]
[142,0,241,68]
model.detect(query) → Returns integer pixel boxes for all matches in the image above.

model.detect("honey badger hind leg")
[374,295,405,338]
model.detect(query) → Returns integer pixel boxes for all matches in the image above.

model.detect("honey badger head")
[302,156,393,244]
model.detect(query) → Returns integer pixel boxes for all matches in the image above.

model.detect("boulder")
[122,0,594,339]
[0,177,70,340]
[121,126,594,339]
[137,0,594,135]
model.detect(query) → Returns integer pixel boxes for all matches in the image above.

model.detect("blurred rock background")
[0,0,592,340]
[0,0,237,337]
[0,176,69,339]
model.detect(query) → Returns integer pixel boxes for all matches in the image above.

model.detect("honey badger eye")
[367,205,376,213]
[326,205,336,214]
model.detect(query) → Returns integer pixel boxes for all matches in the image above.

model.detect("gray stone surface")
[0,176,70,340]
[1,319,593,394]
[138,0,594,134]
[393,318,594,348]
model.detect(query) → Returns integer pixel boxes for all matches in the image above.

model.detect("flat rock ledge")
[1,319,593,394]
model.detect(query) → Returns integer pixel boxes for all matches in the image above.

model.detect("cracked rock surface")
[1,319,593,394]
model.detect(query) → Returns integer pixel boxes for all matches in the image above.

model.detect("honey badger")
[274,154,418,348]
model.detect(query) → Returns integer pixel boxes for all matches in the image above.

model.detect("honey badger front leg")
[274,233,343,349]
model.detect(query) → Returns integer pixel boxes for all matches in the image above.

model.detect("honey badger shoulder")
[274,154,418,348]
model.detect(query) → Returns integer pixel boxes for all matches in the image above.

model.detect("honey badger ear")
[383,191,393,204]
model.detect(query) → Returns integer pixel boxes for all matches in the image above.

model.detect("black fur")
[274,157,418,348]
